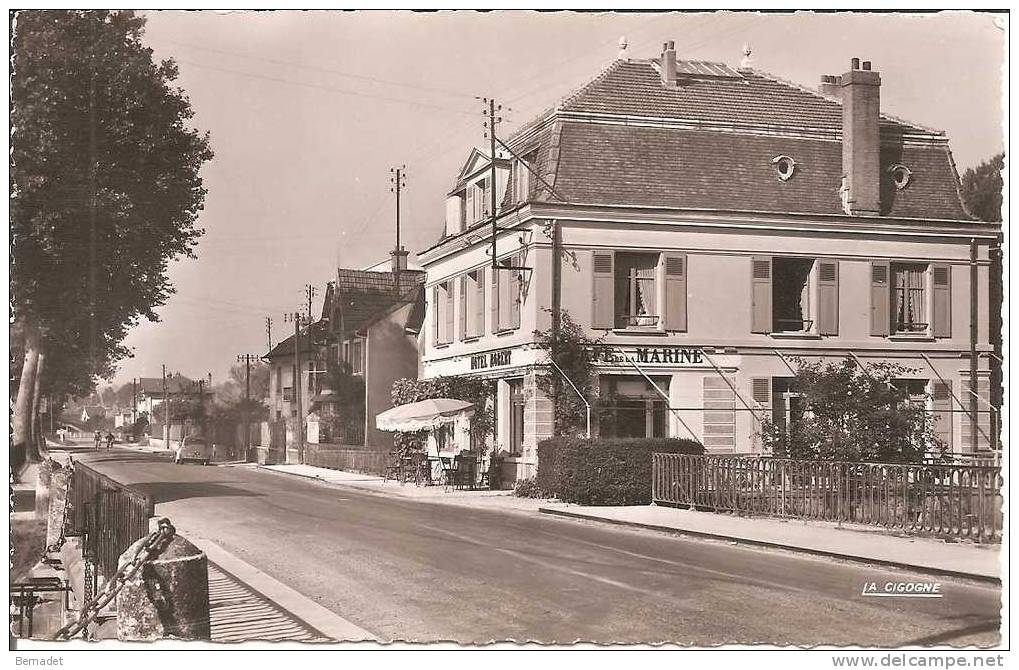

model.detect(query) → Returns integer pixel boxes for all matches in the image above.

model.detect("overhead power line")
[152,38,479,100]
[176,59,478,116]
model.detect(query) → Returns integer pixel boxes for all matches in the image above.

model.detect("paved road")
[78,449,1000,646]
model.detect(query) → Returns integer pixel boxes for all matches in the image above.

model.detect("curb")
[253,464,512,500]
[537,507,1001,586]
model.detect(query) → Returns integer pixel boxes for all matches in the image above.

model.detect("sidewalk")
[256,463,552,514]
[539,505,1001,583]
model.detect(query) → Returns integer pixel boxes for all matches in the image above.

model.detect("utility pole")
[551,219,562,340]
[284,312,305,464]
[237,354,260,457]
[482,97,502,271]
[390,165,407,294]
[304,284,318,323]
[266,316,274,353]
[969,238,979,452]
[162,364,169,448]
[132,378,137,426]
[196,378,205,434]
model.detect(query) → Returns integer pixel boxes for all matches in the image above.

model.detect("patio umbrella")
[375,398,475,433]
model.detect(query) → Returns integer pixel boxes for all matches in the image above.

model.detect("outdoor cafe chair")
[453,454,478,491]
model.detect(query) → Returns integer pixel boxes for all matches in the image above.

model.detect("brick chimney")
[390,246,408,274]
[819,74,842,98]
[660,40,677,86]
[840,58,881,215]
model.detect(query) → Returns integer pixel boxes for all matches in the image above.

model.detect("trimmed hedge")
[537,437,704,506]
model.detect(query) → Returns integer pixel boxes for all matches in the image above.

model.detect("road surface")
[78,449,1001,646]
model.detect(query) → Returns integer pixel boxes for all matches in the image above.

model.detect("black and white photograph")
[7,6,1008,662]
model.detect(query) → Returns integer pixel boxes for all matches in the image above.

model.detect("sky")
[109,9,1006,387]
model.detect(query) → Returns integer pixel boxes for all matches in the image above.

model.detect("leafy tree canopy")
[11,9,213,393]
[759,357,944,464]
[533,310,601,437]
[960,152,1004,223]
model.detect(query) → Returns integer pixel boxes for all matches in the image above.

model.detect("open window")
[614,252,660,329]
[772,258,815,333]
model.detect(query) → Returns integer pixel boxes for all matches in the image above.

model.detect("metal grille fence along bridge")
[652,453,1002,542]
[67,460,155,580]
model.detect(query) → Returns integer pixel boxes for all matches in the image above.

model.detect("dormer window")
[463,178,491,225]
[772,155,797,181]
[889,164,912,190]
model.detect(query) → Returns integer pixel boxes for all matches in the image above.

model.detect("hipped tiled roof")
[334,269,425,336]
[264,321,331,360]
[137,375,196,396]
[504,58,971,221]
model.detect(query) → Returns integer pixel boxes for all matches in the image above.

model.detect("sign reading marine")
[592,346,706,366]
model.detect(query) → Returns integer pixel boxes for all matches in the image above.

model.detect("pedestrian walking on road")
[105,432,115,450]
[94,430,102,451]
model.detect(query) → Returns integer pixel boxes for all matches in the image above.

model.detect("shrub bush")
[537,437,704,506]
[513,476,548,499]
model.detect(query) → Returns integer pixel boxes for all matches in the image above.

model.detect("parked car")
[174,435,214,465]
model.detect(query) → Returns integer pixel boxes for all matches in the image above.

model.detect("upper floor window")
[591,250,687,332]
[463,178,491,225]
[772,258,814,333]
[350,340,364,375]
[433,280,454,345]
[615,252,659,329]
[512,150,538,203]
[342,339,364,374]
[493,256,522,333]
[870,261,950,338]
[752,256,839,336]
[892,263,928,334]
[460,268,486,339]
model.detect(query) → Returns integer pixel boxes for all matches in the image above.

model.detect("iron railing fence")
[67,461,155,578]
[652,453,1002,542]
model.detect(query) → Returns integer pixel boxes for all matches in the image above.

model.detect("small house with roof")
[263,254,425,458]
[325,255,425,450]
[418,42,1001,483]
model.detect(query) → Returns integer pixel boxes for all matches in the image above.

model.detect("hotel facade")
[417,44,1001,482]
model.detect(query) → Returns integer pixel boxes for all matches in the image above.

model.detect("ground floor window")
[508,378,525,456]
[598,376,669,439]
[771,378,804,435]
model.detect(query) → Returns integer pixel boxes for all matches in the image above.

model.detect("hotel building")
[417,44,1001,482]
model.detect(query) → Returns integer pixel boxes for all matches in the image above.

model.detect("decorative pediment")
[455,147,491,183]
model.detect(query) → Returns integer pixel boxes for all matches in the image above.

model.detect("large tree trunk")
[12,322,43,474]
[32,349,48,456]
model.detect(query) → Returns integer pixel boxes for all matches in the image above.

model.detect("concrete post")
[45,462,70,549]
[116,534,211,641]
[35,459,53,520]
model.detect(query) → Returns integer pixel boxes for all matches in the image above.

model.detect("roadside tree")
[11,10,213,469]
